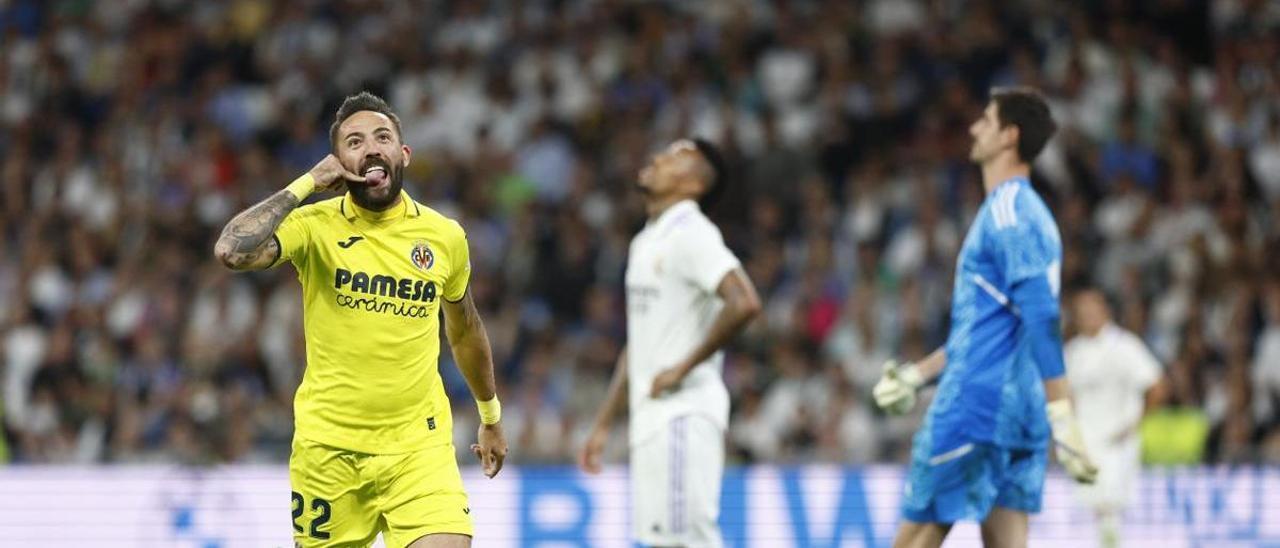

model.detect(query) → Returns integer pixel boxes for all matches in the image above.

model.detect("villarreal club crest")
[410,241,434,271]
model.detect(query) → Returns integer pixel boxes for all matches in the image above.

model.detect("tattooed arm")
[213,190,297,271]
[213,154,362,271]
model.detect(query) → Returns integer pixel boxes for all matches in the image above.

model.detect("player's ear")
[401,144,412,167]
[1002,124,1020,152]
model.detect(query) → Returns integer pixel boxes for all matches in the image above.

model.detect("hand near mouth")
[308,154,367,193]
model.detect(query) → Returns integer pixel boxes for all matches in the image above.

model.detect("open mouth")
[362,164,389,187]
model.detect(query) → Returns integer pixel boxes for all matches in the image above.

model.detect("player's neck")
[645,193,692,220]
[981,156,1030,195]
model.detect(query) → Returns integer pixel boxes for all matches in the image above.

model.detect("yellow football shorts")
[289,436,473,547]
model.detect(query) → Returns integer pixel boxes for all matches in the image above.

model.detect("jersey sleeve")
[990,188,1067,380]
[272,207,313,268]
[672,219,741,293]
[1123,333,1161,391]
[988,191,1063,320]
[443,220,472,302]
[987,189,1062,289]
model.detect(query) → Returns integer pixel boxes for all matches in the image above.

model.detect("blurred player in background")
[578,139,761,547]
[213,91,507,548]
[1065,288,1160,548]
[872,87,1097,548]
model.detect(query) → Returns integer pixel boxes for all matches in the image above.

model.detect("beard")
[349,157,403,210]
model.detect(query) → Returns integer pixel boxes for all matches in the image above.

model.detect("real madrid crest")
[410,241,434,271]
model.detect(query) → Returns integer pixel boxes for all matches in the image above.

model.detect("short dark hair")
[692,137,727,208]
[329,91,403,148]
[990,87,1056,163]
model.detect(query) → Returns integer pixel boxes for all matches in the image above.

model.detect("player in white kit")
[1064,288,1161,548]
[578,138,762,547]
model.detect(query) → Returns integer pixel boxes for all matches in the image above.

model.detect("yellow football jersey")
[273,190,470,454]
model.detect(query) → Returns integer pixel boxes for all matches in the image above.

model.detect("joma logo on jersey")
[334,268,437,302]
[410,241,434,271]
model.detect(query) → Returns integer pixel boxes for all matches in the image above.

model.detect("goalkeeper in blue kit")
[873,87,1096,548]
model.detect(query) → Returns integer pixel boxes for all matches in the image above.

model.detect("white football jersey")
[1066,322,1162,508]
[1065,323,1161,444]
[625,200,741,445]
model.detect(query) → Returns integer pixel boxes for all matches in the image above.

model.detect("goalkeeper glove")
[1046,398,1098,484]
[873,360,924,415]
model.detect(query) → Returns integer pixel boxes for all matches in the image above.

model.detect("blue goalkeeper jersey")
[926,176,1062,453]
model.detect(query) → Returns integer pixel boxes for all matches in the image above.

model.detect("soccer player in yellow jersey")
[214,91,508,548]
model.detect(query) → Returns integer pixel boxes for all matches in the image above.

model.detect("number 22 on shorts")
[291,491,332,540]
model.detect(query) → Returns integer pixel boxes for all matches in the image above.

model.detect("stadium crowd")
[1,0,1279,468]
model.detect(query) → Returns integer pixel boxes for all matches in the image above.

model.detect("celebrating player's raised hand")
[306,153,365,193]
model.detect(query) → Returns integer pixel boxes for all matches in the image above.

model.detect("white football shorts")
[631,414,725,547]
